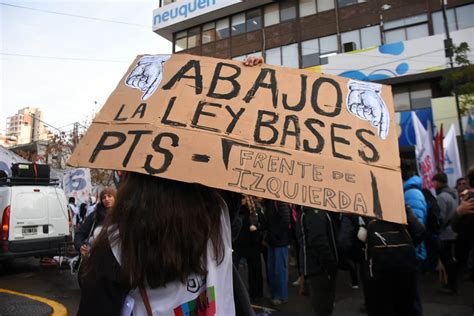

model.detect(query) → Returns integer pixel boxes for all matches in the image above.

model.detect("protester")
[298,207,339,316]
[232,195,266,302]
[67,197,78,225]
[451,167,474,282]
[77,203,88,228]
[455,177,469,198]
[77,172,246,315]
[86,195,97,217]
[74,187,116,257]
[432,172,459,294]
[264,200,291,306]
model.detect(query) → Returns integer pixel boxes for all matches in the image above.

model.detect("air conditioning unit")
[343,42,357,52]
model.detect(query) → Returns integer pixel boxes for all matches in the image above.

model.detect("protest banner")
[443,124,462,188]
[412,112,436,191]
[62,168,92,203]
[68,54,406,223]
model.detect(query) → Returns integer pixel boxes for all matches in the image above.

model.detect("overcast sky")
[1,0,171,134]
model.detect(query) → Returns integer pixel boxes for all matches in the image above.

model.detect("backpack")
[365,219,417,278]
[407,186,442,235]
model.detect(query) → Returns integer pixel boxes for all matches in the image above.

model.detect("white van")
[0,184,71,260]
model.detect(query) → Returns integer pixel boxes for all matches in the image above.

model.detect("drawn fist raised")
[125,55,171,100]
[347,80,390,140]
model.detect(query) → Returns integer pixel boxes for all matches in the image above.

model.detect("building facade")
[6,107,51,145]
[153,0,474,164]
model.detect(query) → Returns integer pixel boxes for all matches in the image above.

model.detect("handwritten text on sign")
[68,54,405,224]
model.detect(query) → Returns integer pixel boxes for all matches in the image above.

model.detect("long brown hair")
[87,172,224,289]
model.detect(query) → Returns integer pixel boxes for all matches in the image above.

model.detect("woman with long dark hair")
[77,172,236,315]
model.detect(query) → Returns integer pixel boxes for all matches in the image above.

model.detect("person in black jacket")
[297,207,339,316]
[74,187,116,256]
[264,200,291,306]
[339,206,425,316]
[233,195,266,302]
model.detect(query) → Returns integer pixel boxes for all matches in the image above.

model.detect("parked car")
[0,163,70,260]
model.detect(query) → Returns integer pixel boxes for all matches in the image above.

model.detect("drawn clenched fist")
[125,55,171,100]
[347,80,390,140]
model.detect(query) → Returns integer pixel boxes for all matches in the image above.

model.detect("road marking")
[0,288,67,316]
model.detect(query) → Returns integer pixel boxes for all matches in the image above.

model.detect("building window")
[174,31,187,52]
[341,26,381,52]
[338,0,367,8]
[202,23,215,44]
[266,47,283,66]
[432,4,474,35]
[187,27,201,49]
[280,0,297,22]
[282,43,299,68]
[160,0,176,7]
[246,9,262,32]
[384,14,429,43]
[264,3,280,26]
[302,35,337,67]
[265,44,299,68]
[318,0,335,12]
[302,38,319,67]
[393,83,432,112]
[232,13,245,36]
[299,0,317,17]
[216,18,230,40]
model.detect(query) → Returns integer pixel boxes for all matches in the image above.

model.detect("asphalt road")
[0,256,472,316]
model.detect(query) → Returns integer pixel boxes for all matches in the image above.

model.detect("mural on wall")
[306,28,473,81]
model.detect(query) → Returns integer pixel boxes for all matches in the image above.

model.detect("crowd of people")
[65,165,473,316]
[66,57,473,316]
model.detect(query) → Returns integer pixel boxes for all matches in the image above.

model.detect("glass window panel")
[175,31,187,52]
[317,0,335,12]
[282,43,299,68]
[202,23,215,44]
[266,47,282,66]
[384,18,404,30]
[264,3,280,26]
[319,35,337,54]
[360,25,381,48]
[432,10,456,35]
[341,30,360,52]
[246,9,262,32]
[410,83,432,109]
[187,27,200,49]
[280,0,297,22]
[216,18,229,39]
[300,0,316,17]
[248,51,262,57]
[385,29,405,44]
[406,24,428,40]
[302,38,320,68]
[232,13,245,36]
[393,86,410,112]
[456,4,474,30]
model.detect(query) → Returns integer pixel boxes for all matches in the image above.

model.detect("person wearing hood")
[432,173,459,294]
[403,175,428,263]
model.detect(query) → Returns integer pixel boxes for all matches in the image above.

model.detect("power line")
[1,52,129,63]
[0,2,150,28]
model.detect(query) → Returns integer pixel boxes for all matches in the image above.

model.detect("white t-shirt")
[110,200,235,316]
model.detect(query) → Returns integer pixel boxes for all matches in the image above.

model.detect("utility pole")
[441,0,469,172]
[72,122,79,149]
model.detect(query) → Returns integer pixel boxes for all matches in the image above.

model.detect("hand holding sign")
[125,55,171,100]
[347,80,390,140]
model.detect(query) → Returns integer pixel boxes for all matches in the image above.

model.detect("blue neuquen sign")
[153,0,217,27]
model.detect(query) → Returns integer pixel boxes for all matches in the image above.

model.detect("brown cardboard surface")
[68,54,406,224]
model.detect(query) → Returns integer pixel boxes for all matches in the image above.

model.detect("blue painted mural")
[338,42,408,81]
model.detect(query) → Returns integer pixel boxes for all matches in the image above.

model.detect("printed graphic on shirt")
[187,275,206,293]
[174,286,216,316]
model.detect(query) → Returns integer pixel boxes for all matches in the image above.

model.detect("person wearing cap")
[432,172,459,294]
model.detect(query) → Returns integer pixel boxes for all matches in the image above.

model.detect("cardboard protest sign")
[68,54,406,224]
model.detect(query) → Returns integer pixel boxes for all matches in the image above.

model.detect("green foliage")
[440,42,474,116]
